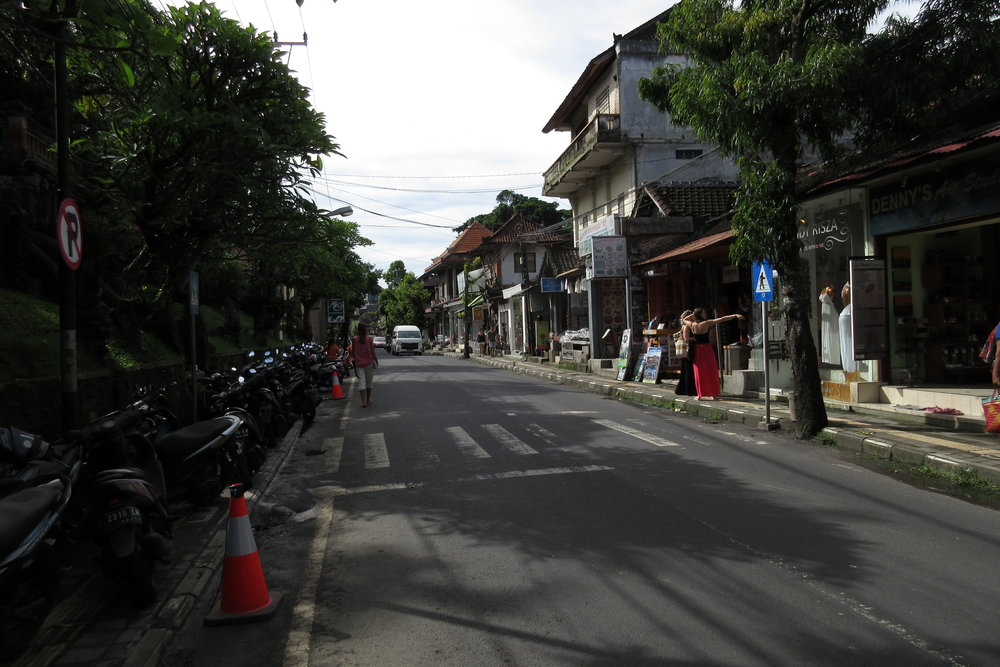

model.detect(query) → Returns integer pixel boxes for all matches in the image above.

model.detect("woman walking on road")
[349,322,379,407]
[683,308,744,400]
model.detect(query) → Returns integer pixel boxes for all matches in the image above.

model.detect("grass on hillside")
[0,288,282,383]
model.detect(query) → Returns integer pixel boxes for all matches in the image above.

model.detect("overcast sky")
[156,0,921,282]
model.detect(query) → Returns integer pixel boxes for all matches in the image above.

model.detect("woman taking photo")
[683,308,744,400]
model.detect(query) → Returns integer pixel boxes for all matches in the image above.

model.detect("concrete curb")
[460,353,1000,486]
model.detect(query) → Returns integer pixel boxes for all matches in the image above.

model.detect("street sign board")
[327,299,345,324]
[57,198,82,270]
[752,260,774,302]
[189,271,200,316]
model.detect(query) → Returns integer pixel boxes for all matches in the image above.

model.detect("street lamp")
[330,205,353,217]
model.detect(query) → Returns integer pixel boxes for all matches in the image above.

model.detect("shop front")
[870,147,1000,385]
[801,134,1000,392]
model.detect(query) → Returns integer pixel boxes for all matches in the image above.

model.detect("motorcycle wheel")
[222,446,254,490]
[247,444,267,474]
[0,560,56,659]
[107,528,158,604]
[269,414,288,445]
[190,459,225,506]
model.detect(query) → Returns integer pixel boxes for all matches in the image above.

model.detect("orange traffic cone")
[330,370,345,399]
[205,484,281,626]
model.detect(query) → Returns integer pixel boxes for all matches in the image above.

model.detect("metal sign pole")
[753,259,778,432]
[762,300,771,428]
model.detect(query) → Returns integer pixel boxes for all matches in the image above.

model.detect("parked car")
[372,336,388,349]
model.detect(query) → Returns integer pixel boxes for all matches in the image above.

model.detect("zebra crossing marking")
[483,424,538,455]
[363,432,390,468]
[444,426,491,458]
[592,419,681,447]
[322,436,344,472]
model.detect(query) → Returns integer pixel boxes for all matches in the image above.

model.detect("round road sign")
[57,198,83,270]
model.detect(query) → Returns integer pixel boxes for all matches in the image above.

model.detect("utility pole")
[52,7,79,429]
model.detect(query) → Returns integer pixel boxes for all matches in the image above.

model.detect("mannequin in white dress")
[839,283,856,372]
[819,286,841,365]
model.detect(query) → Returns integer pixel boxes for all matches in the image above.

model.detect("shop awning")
[634,230,733,266]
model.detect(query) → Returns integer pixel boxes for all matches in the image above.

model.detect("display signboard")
[849,258,887,360]
[591,236,628,279]
[616,328,633,380]
[641,347,662,384]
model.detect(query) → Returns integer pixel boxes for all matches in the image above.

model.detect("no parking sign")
[57,198,82,270]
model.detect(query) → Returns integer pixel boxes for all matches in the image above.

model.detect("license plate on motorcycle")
[101,506,143,529]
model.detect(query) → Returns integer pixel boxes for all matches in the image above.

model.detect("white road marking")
[330,465,615,496]
[483,424,538,455]
[592,419,681,447]
[445,426,491,458]
[322,436,344,472]
[363,432,390,468]
[525,423,558,445]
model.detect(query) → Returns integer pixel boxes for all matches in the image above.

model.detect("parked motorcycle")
[0,426,81,658]
[70,410,173,603]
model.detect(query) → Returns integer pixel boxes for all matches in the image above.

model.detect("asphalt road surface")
[163,354,1000,666]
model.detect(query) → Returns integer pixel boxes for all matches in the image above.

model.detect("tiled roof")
[422,222,492,274]
[485,215,568,245]
[805,120,1000,194]
[542,246,582,276]
[634,182,737,218]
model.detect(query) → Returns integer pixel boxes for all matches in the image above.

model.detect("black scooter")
[0,426,81,657]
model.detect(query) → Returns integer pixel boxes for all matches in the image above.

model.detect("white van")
[391,325,423,355]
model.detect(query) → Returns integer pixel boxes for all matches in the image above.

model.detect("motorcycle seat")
[0,482,63,558]
[155,417,238,457]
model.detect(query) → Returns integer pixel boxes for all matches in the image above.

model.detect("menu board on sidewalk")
[616,328,634,381]
[641,347,662,384]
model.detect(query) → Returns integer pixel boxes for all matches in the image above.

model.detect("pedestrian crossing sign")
[752,261,774,302]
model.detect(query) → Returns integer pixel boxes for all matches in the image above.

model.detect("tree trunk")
[780,244,828,438]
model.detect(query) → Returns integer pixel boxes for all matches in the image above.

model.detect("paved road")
[158,353,1000,665]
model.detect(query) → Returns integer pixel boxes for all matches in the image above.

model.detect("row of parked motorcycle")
[0,342,350,659]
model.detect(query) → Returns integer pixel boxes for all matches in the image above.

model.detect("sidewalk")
[451,351,1000,487]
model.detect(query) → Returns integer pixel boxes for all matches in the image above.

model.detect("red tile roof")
[484,215,567,245]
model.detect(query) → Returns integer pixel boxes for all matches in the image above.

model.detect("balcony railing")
[543,114,622,194]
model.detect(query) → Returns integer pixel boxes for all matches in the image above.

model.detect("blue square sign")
[752,261,774,302]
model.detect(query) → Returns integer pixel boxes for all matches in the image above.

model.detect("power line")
[315,175,542,195]
[322,171,543,179]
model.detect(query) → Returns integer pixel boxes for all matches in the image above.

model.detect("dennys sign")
[869,151,1000,236]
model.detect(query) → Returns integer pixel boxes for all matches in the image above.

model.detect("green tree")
[70,1,339,346]
[379,272,430,334]
[457,190,570,233]
[638,0,899,438]
[383,260,408,290]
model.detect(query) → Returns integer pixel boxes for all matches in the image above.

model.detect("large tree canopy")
[1,0,376,349]
[639,0,897,438]
[639,0,998,438]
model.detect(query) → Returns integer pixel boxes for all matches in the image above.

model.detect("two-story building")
[420,222,492,348]
[540,9,739,355]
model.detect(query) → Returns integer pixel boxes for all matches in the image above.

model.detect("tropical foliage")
[638,0,998,437]
[0,0,377,359]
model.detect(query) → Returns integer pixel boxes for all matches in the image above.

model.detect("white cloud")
[159,0,918,279]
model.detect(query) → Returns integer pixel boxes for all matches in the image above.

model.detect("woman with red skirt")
[683,308,744,400]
